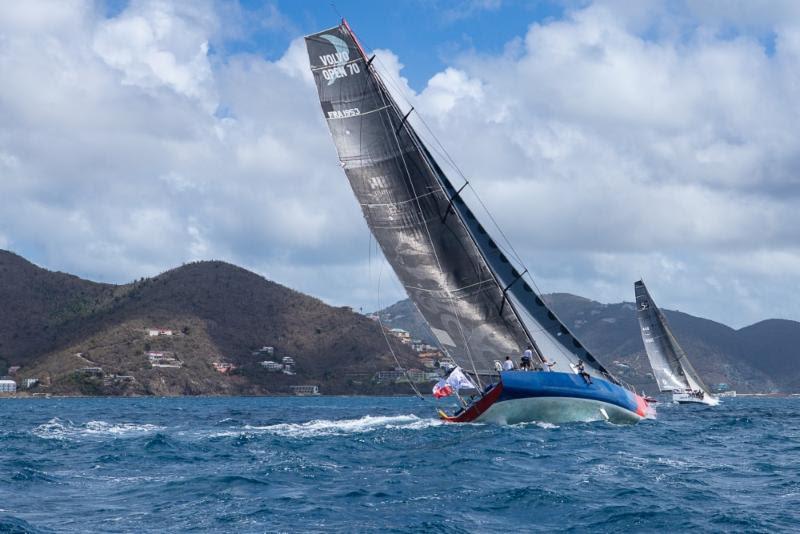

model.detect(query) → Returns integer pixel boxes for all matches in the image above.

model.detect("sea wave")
[235,414,442,438]
[31,418,164,441]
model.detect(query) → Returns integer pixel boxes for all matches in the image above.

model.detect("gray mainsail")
[635,280,709,393]
[305,21,618,383]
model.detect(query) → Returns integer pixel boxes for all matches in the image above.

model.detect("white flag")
[446,367,476,391]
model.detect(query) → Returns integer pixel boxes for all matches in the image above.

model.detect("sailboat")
[304,20,652,424]
[634,280,719,406]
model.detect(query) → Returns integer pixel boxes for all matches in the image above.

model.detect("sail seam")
[404,279,497,294]
[360,190,437,207]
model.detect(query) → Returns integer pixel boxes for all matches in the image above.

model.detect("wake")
[240,414,442,439]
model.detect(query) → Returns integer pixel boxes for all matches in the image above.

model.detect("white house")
[0,380,16,393]
[147,328,174,337]
[260,361,283,372]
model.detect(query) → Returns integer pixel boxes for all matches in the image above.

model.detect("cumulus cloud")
[373,1,800,326]
[1,0,799,327]
[0,0,370,303]
[93,1,218,110]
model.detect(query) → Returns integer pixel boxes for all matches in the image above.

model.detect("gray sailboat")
[303,20,653,424]
[635,280,718,405]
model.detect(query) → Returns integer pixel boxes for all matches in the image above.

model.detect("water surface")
[1,396,798,532]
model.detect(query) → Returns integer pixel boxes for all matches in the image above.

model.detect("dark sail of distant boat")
[305,20,652,424]
[635,280,718,405]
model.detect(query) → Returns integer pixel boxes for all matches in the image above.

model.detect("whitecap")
[240,414,442,439]
[32,417,164,440]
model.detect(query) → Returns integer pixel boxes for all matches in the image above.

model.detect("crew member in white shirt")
[502,356,515,371]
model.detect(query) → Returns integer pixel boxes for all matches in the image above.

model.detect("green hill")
[0,250,418,396]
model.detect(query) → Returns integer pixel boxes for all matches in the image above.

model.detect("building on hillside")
[374,369,406,383]
[282,357,295,375]
[410,341,439,353]
[7,366,20,376]
[366,314,380,322]
[260,361,283,372]
[212,362,236,374]
[251,346,275,357]
[388,328,411,344]
[0,380,16,393]
[398,369,429,383]
[22,378,39,389]
[147,351,182,368]
[418,350,443,361]
[147,328,174,337]
[438,357,456,369]
[290,385,320,396]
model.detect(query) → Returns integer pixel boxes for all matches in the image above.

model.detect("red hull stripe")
[439,382,504,423]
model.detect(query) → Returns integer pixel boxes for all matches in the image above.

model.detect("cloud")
[375,1,800,326]
[1,0,799,328]
[93,1,218,111]
[0,0,364,291]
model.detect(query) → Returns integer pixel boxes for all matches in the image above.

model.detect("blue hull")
[440,371,650,424]
[498,371,644,415]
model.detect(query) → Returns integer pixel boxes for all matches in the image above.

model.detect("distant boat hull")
[440,371,652,425]
[672,391,720,406]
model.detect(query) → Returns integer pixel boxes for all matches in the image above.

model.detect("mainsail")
[635,280,709,393]
[305,21,617,383]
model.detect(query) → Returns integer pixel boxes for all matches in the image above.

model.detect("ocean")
[1,396,798,533]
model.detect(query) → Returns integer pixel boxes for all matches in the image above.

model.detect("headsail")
[305,21,618,383]
[635,280,710,393]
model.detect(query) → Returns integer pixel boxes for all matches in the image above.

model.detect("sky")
[1,0,800,329]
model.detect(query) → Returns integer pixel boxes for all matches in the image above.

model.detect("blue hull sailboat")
[304,20,653,424]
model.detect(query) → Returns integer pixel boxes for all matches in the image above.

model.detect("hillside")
[0,250,418,396]
[377,295,800,393]
[373,299,437,346]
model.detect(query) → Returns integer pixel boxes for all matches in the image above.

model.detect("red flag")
[432,380,453,398]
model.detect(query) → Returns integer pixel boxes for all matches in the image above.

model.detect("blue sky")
[2,0,800,328]
[217,0,568,89]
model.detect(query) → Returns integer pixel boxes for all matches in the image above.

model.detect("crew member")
[503,356,515,371]
[575,359,593,384]
[520,345,533,370]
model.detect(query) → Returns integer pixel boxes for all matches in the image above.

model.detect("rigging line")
[329,2,342,20]
[394,112,596,378]
[359,29,581,384]
[363,52,540,289]
[376,257,425,400]
[360,49,532,275]
[369,52,542,375]
[393,109,488,390]
[364,46,485,390]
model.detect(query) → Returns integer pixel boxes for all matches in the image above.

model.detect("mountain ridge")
[0,250,418,396]
[376,295,799,393]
